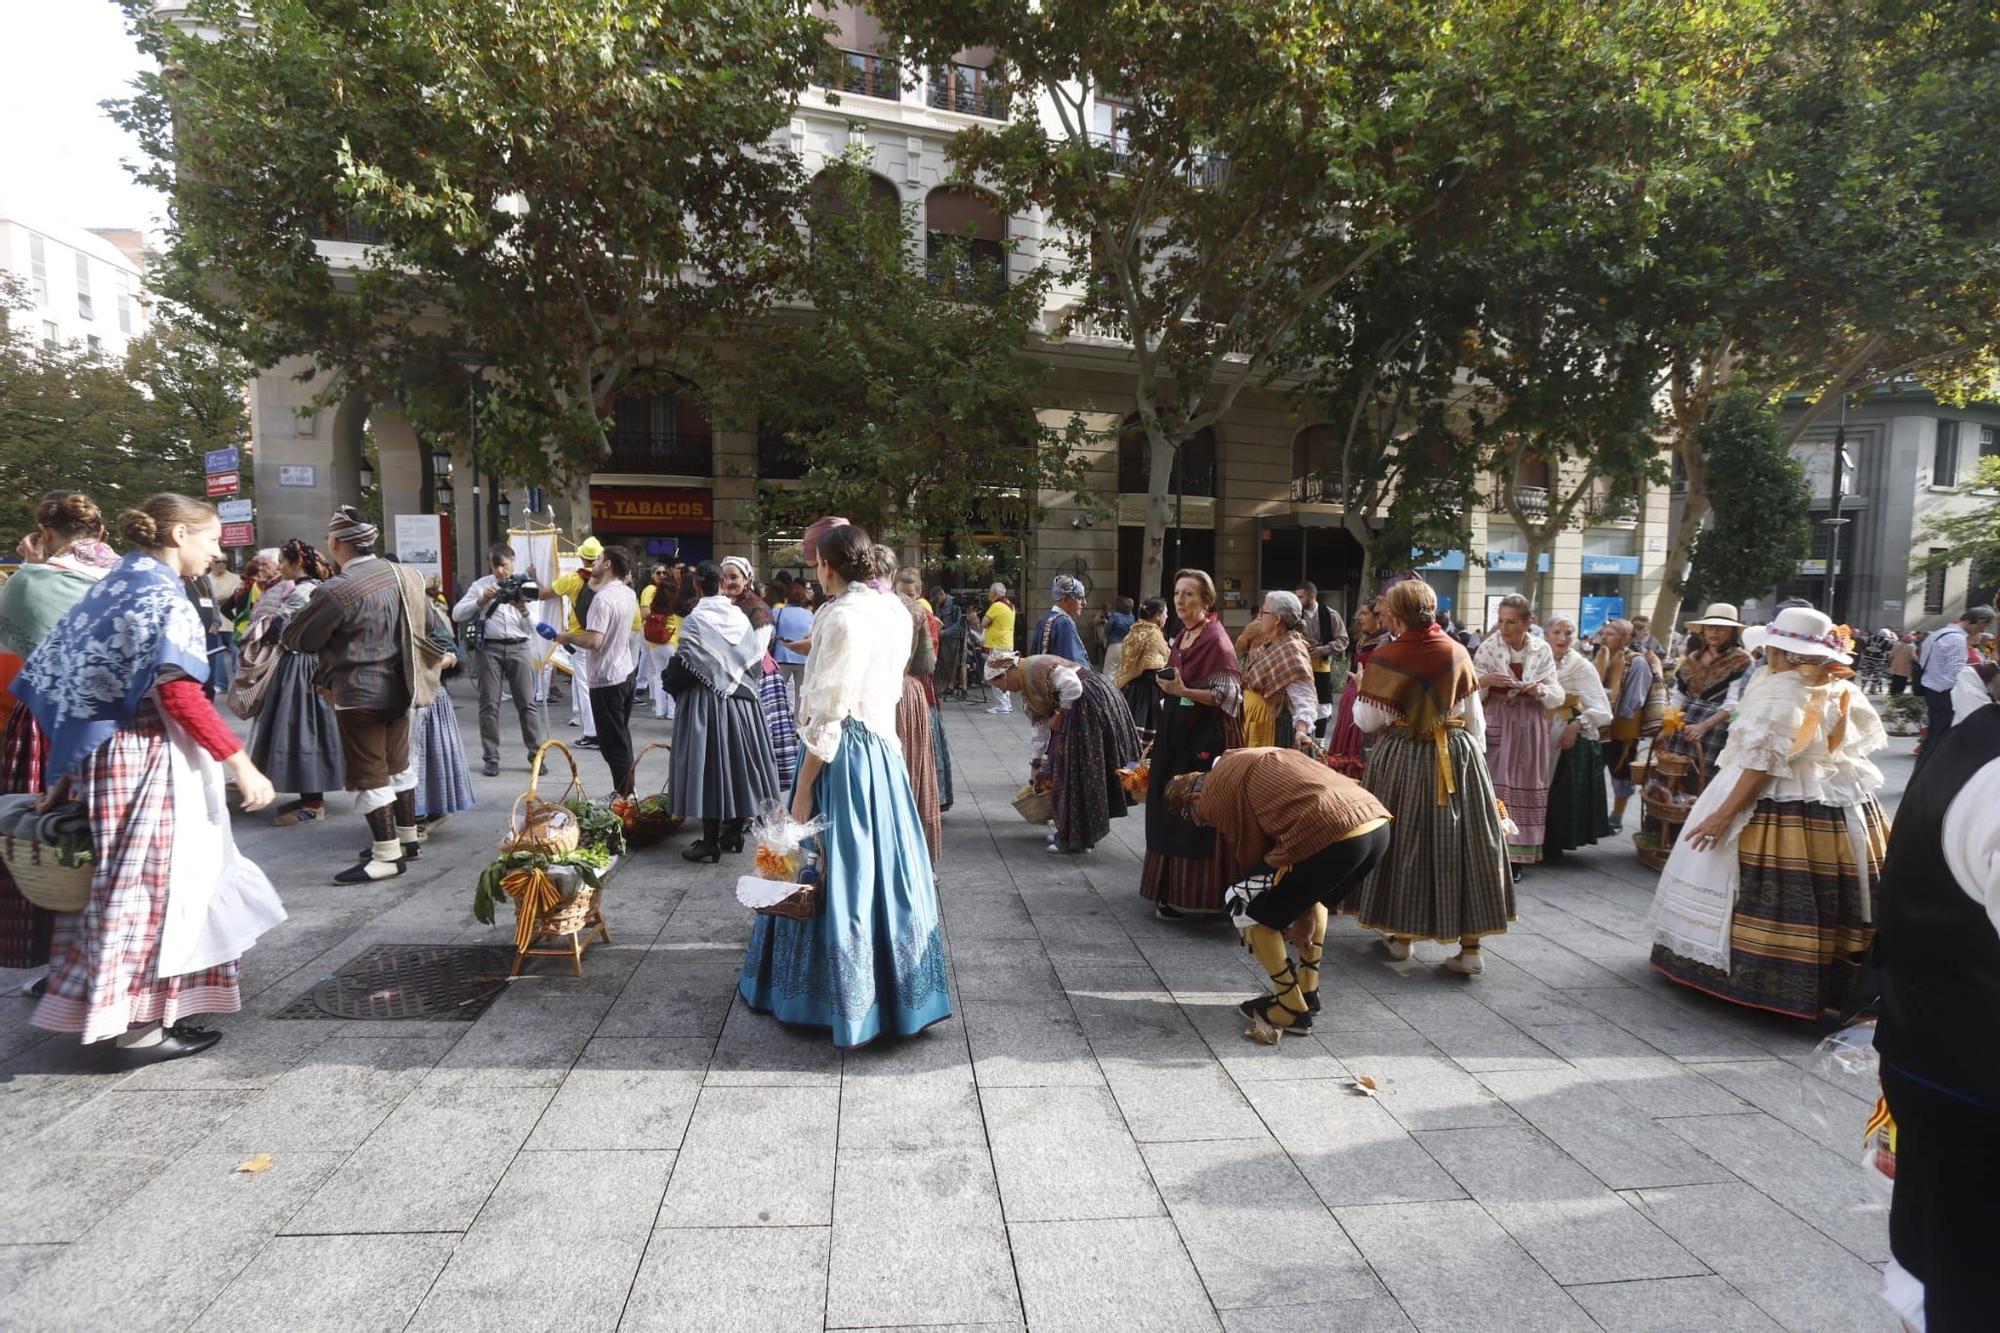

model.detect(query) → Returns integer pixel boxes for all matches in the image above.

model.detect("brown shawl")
[1358,622,1475,737]
[1116,620,1170,687]
[1242,631,1312,698]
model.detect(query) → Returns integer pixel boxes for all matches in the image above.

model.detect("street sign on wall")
[205,446,240,475]
[205,471,240,497]
[278,464,316,487]
[216,498,253,523]
[219,521,256,547]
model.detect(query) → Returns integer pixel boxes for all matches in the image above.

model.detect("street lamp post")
[1823,398,1853,622]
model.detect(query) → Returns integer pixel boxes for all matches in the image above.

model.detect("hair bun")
[117,509,160,547]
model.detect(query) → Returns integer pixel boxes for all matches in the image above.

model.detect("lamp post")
[1823,397,1853,621]
[449,351,496,571]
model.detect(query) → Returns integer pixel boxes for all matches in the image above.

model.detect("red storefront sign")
[205,470,240,497]
[220,521,256,548]
[589,486,712,535]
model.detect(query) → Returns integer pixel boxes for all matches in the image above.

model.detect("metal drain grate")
[273,944,514,1022]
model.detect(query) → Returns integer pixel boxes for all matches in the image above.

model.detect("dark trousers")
[588,676,636,795]
[1883,1063,2000,1332]
[1312,670,1334,738]
[1917,686,1957,766]
[1888,674,1909,696]
[1246,824,1392,929]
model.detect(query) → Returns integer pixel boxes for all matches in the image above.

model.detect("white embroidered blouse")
[797,582,912,763]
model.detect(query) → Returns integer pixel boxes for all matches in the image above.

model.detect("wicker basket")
[503,741,583,856]
[1013,784,1055,825]
[756,881,821,920]
[0,831,92,912]
[617,741,685,848]
[1651,750,1694,778]
[1642,792,1693,824]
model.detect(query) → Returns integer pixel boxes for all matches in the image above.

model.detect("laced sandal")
[1243,995,1312,1045]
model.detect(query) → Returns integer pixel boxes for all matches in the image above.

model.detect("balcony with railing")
[313,214,386,245]
[833,48,900,101]
[928,62,1005,119]
[1490,481,1551,519]
[1119,455,1216,497]
[606,429,713,477]
[1584,489,1641,524]
[1084,133,1230,187]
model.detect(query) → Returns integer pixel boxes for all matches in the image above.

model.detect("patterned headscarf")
[721,555,755,584]
[1050,573,1086,602]
[327,504,379,551]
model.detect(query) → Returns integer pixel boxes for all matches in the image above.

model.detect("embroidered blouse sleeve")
[1716,675,1808,776]
[1051,664,1084,707]
[1452,688,1487,751]
[797,605,858,763]
[1573,658,1614,732]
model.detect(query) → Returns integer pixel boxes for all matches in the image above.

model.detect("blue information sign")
[204,446,240,475]
[1580,595,1625,635]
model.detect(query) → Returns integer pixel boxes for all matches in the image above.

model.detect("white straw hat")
[1683,602,1745,628]
[1743,607,1852,664]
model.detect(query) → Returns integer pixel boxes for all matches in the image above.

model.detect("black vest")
[1874,703,2000,1107]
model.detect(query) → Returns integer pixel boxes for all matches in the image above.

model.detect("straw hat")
[1683,602,1745,628]
[1743,606,1853,664]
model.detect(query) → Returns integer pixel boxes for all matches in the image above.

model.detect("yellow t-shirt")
[982,600,1016,651]
[552,569,587,633]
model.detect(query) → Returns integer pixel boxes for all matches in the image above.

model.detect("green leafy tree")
[1915,455,2000,596]
[114,0,830,485]
[1679,393,1813,611]
[869,0,1760,597]
[1644,0,2000,628]
[0,282,249,539]
[719,163,1094,545]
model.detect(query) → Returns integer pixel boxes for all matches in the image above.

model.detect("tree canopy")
[1678,393,1813,612]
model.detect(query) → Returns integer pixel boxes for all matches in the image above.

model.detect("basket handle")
[527,738,585,804]
[623,739,672,797]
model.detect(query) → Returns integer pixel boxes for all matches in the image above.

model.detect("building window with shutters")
[1923,549,1948,616]
[116,272,134,334]
[29,235,49,304]
[75,252,93,320]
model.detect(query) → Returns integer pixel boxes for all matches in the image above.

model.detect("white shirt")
[453,574,535,642]
[1950,664,1993,725]
[1029,663,1085,762]
[1942,756,2000,938]
[799,583,911,762]
[1918,624,1968,692]
[1353,689,1486,752]
[579,579,638,688]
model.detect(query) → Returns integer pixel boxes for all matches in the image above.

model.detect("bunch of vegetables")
[562,796,627,860]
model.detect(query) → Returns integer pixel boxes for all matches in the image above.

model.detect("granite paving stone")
[1103,1062,1268,1143]
[1334,1199,1599,1332]
[982,1084,1164,1222]
[705,995,845,1086]
[656,1085,838,1227]
[412,1149,674,1328]
[1565,1275,1784,1331]
[205,1035,455,1153]
[1142,1137,1383,1310]
[825,1148,1021,1328]
[191,1233,460,1331]
[524,1036,710,1151]
[962,995,1107,1088]
[1475,1065,1742,1190]
[1219,1297,1417,1332]
[1685,1057,1880,1154]
[1655,1111,1891,1262]
[1010,1216,1221,1332]
[1240,1079,1467,1209]
[625,1226,830,1332]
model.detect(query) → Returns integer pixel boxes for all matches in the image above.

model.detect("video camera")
[485,573,542,612]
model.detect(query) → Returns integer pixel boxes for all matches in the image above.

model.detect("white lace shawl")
[1473,631,1565,708]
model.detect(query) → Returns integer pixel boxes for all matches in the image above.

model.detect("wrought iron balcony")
[314,215,385,245]
[1584,490,1641,523]
[1084,132,1229,187]
[1290,474,1333,504]
[606,429,713,477]
[928,63,1005,119]
[834,49,900,102]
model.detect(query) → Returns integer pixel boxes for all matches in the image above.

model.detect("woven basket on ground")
[616,741,685,848]
[0,798,92,912]
[1642,792,1693,824]
[503,740,583,856]
[1012,785,1055,825]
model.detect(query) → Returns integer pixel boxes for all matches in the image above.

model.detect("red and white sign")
[220,521,256,548]
[589,485,712,535]
[205,470,240,497]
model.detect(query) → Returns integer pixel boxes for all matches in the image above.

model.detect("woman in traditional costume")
[668,561,781,862]
[722,556,799,791]
[1114,597,1170,742]
[1649,607,1889,1018]
[1541,614,1613,861]
[1348,577,1512,974]
[1659,603,1754,781]
[1237,591,1318,750]
[245,540,346,826]
[738,523,951,1047]
[409,599,475,830]
[16,494,284,1065]
[987,648,1142,854]
[1595,618,1656,832]
[1473,594,1565,870]
[1327,595,1391,779]
[0,491,117,979]
[897,568,954,836]
[1140,570,1244,919]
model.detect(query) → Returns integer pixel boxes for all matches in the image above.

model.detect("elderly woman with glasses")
[1236,590,1319,751]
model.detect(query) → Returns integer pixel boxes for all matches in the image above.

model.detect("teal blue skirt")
[738,719,952,1047]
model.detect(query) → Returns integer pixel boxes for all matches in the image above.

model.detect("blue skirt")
[738,719,952,1048]
[412,687,476,819]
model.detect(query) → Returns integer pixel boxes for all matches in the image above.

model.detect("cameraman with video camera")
[453,542,548,776]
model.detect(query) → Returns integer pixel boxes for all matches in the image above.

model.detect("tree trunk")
[1519,527,1547,616]
[1139,417,1178,600]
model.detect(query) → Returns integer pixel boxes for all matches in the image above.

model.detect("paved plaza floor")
[0,687,1912,1331]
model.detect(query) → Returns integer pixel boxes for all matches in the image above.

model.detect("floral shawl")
[14,551,210,780]
[1675,646,1752,702]
[1115,619,1170,687]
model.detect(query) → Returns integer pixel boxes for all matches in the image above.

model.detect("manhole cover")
[274,944,513,1021]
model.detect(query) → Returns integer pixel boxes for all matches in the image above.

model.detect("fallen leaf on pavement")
[233,1154,273,1174]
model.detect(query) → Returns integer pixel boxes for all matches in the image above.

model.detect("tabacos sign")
[589,486,712,534]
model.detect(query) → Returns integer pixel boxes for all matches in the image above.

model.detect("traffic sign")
[205,471,240,497]
[205,446,240,475]
[220,521,256,548]
[216,498,253,523]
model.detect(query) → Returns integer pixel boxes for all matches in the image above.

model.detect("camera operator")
[452,542,548,776]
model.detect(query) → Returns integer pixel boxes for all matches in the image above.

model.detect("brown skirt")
[896,676,941,865]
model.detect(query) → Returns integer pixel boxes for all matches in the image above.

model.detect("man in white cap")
[283,505,439,882]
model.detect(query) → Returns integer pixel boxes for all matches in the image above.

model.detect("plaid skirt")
[1545,735,1611,854]
[1351,726,1514,942]
[411,687,476,820]
[34,710,242,1042]
[0,705,54,968]
[1050,671,1142,853]
[760,666,800,790]
[896,677,941,865]
[1651,798,1888,1019]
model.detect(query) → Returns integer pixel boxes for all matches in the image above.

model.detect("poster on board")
[1580,595,1625,636]
[394,513,444,581]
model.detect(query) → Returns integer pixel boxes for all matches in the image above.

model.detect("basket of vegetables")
[612,741,684,848]
[476,741,623,962]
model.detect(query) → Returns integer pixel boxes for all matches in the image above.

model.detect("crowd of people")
[5,491,1997,1329]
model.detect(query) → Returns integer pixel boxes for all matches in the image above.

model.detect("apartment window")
[1092,94,1135,169]
[85,334,102,354]
[41,320,59,346]
[1982,425,2000,461]
[116,272,134,334]
[1923,549,1948,615]
[1934,420,1960,486]
[28,235,48,303]
[75,253,93,321]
